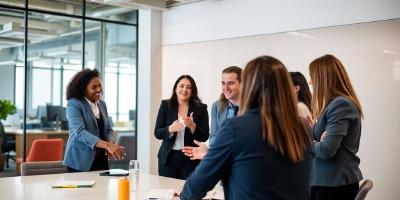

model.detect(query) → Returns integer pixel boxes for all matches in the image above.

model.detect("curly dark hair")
[66,69,101,100]
[169,75,203,112]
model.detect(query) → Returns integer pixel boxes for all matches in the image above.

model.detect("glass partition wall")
[0,0,138,176]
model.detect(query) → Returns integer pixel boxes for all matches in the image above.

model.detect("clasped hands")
[168,112,196,133]
[104,142,125,160]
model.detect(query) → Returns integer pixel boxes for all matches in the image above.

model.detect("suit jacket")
[209,100,229,145]
[154,100,209,167]
[63,98,113,171]
[311,96,363,186]
[181,108,313,200]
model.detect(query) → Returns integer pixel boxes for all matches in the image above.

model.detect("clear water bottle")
[129,160,139,191]
[129,160,139,175]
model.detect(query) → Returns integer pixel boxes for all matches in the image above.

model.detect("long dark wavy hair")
[290,72,312,112]
[169,75,203,112]
[66,69,101,100]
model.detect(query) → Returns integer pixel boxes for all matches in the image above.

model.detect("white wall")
[162,19,400,199]
[136,0,400,197]
[137,9,163,175]
[163,0,400,45]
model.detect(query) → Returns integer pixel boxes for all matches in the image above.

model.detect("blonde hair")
[240,56,311,163]
[309,54,363,119]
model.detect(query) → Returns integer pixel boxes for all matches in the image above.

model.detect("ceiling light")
[287,32,314,39]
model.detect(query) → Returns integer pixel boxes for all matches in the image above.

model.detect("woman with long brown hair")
[178,56,312,200]
[309,54,363,200]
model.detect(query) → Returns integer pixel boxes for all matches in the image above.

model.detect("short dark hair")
[66,69,101,100]
[169,75,202,111]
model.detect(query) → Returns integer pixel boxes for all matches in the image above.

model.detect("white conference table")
[0,171,223,200]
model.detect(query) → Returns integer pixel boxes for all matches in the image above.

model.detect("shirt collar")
[85,97,99,107]
[228,101,238,108]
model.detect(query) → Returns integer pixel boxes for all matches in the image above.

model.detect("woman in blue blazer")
[154,75,209,180]
[179,56,313,200]
[63,69,125,172]
[309,55,363,200]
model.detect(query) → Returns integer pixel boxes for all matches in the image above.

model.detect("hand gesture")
[182,140,208,160]
[106,143,125,160]
[183,112,196,131]
[173,185,183,199]
[168,120,184,133]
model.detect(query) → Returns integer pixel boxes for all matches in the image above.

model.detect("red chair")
[16,138,64,175]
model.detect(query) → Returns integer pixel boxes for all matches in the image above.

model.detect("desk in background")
[4,127,68,158]
[5,127,135,159]
[0,171,223,200]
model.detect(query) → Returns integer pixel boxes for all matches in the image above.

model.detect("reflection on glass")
[0,0,24,8]
[28,0,82,16]
[28,12,82,112]
[104,23,136,122]
[86,1,137,24]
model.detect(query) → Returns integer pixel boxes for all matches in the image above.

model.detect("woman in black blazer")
[154,75,209,180]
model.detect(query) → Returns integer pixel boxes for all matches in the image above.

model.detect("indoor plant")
[0,100,16,171]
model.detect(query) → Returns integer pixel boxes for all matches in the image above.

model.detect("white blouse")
[172,114,186,150]
[85,97,100,119]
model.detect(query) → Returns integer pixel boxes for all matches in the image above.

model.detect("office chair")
[0,123,16,168]
[16,138,64,175]
[354,179,373,200]
[21,161,67,176]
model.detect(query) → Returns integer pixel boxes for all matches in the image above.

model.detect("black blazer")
[154,100,209,166]
[181,108,313,200]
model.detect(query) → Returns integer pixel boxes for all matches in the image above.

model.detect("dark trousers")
[311,183,359,200]
[158,150,197,180]
[67,149,109,172]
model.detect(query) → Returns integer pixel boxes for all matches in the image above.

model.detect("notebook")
[51,181,96,188]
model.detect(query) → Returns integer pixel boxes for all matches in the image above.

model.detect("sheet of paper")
[144,189,174,200]
[109,169,129,175]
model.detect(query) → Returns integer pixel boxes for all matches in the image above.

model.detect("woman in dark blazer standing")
[309,55,363,200]
[154,75,209,180]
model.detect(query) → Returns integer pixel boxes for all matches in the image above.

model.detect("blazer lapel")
[98,102,108,134]
[82,99,98,128]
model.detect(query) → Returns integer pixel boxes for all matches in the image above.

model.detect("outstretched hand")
[182,140,208,160]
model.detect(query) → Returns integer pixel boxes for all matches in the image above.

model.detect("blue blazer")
[181,108,313,200]
[154,100,209,167]
[63,98,113,171]
[311,96,363,186]
[209,100,229,145]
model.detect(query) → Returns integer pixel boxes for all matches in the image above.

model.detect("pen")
[52,185,92,188]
